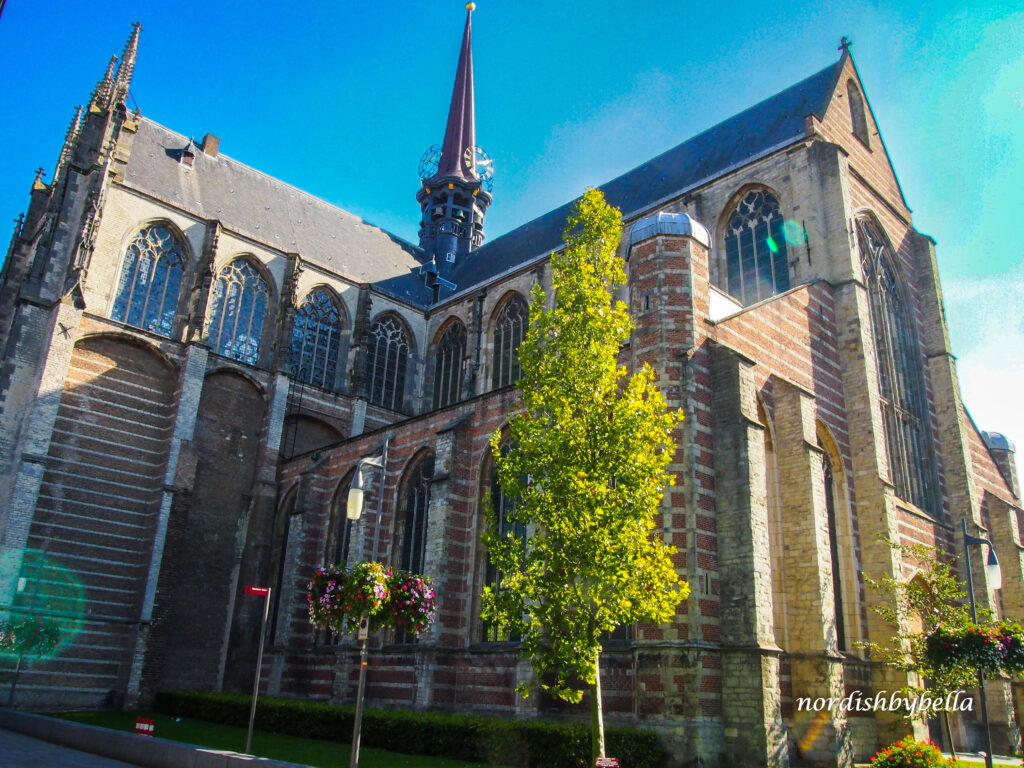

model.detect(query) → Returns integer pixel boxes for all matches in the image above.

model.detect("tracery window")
[847,80,870,147]
[482,445,525,642]
[325,471,356,569]
[207,259,269,366]
[432,321,466,409]
[397,453,433,577]
[291,289,343,390]
[364,315,410,411]
[491,295,528,389]
[858,218,936,515]
[724,189,791,305]
[111,224,186,337]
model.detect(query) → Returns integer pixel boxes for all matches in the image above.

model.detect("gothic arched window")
[858,218,935,515]
[847,80,870,147]
[207,259,269,366]
[491,295,528,389]
[365,315,410,411]
[269,485,298,641]
[112,224,186,337]
[326,471,356,569]
[432,320,466,409]
[482,444,526,643]
[396,453,434,578]
[291,289,343,390]
[724,189,791,305]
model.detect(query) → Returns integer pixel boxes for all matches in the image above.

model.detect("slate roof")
[123,118,429,300]
[442,57,845,297]
[122,56,843,309]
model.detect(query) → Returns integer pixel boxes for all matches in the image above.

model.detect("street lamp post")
[962,518,1002,768]
[345,437,389,768]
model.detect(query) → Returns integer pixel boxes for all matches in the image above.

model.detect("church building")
[0,8,1021,767]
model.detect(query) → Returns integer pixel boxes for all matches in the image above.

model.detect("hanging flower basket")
[307,561,435,637]
[996,621,1024,676]
[925,624,1003,675]
[388,570,437,637]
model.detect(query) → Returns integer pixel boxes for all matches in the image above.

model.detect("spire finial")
[89,55,117,111]
[839,36,852,54]
[113,22,142,106]
[430,5,476,182]
[54,105,85,183]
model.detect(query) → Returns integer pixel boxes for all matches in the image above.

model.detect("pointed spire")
[89,55,117,112]
[113,22,142,106]
[53,105,84,183]
[431,4,476,182]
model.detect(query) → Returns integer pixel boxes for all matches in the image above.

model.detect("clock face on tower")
[473,146,494,192]
[418,144,442,180]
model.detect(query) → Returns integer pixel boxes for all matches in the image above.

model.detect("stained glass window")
[491,296,527,389]
[365,315,410,411]
[398,453,433,577]
[326,472,356,569]
[432,320,466,409]
[393,453,434,644]
[724,190,790,305]
[111,224,186,337]
[291,289,342,390]
[207,259,269,366]
[858,218,936,515]
[482,444,525,643]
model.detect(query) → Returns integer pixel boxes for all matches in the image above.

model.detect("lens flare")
[766,236,779,254]
[0,548,86,658]
[783,219,806,246]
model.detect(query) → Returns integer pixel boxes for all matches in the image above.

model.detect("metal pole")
[350,616,370,768]
[963,519,995,768]
[351,437,386,767]
[246,587,272,755]
[370,438,389,564]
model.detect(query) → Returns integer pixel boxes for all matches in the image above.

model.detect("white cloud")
[942,264,1024,482]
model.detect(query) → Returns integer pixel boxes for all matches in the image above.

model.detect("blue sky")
[1,1,1021,475]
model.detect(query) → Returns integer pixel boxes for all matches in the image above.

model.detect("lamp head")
[347,468,365,521]
[987,544,1002,590]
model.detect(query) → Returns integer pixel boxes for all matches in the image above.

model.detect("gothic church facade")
[0,11,1021,768]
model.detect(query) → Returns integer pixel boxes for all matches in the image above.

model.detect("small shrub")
[869,736,958,768]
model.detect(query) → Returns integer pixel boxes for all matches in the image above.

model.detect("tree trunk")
[591,649,605,763]
[943,709,956,758]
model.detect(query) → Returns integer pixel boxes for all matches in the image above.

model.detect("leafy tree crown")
[482,188,689,702]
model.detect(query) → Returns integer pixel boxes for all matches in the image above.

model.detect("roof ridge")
[477,56,844,256]
[584,57,843,197]
[134,115,421,252]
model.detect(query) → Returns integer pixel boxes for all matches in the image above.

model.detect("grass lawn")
[55,711,510,768]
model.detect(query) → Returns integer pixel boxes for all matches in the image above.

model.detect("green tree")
[481,188,689,762]
[858,540,979,755]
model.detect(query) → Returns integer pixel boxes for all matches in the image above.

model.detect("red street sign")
[595,759,619,768]
[244,586,270,596]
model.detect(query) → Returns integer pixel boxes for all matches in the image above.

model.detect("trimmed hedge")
[154,690,665,768]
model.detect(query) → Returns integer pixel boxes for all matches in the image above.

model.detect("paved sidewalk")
[0,709,313,768]
[945,753,1021,766]
[0,727,138,768]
